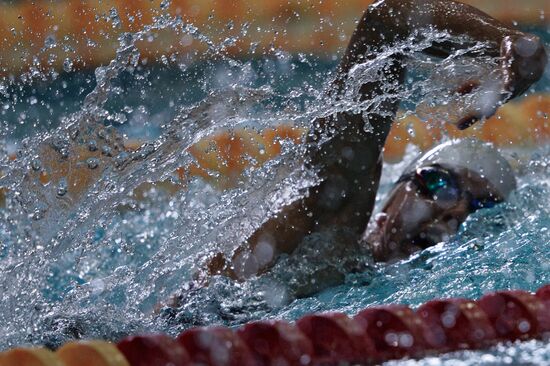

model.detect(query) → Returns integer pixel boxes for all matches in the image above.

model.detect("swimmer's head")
[365,139,516,262]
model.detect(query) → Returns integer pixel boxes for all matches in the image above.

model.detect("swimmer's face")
[365,164,505,262]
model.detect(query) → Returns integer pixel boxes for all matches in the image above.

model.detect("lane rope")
[1,284,549,365]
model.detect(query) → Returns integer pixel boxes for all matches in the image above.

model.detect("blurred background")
[0,0,548,74]
[0,0,548,164]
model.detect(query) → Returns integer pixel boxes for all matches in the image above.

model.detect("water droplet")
[111,113,127,124]
[87,158,99,169]
[518,320,531,333]
[88,140,98,152]
[97,129,108,140]
[249,42,260,54]
[363,121,374,133]
[241,22,250,37]
[114,152,129,167]
[44,34,56,49]
[384,332,399,346]
[101,146,113,157]
[119,32,134,49]
[88,279,106,296]
[57,178,68,196]
[31,159,42,171]
[32,203,48,221]
[109,8,121,28]
[407,124,416,138]
[399,333,414,348]
[63,58,73,73]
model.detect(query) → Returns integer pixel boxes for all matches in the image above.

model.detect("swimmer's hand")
[501,35,547,101]
[455,34,547,130]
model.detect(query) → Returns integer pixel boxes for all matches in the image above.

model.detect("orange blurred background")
[0,0,548,74]
[0,0,547,190]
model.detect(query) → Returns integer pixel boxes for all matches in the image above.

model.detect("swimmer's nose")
[503,34,548,98]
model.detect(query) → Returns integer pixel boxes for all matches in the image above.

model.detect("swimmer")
[164,140,517,305]
[364,139,516,262]
[201,0,546,291]
[250,139,517,298]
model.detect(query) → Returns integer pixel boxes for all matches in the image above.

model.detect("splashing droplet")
[63,58,73,73]
[109,8,121,29]
[57,178,68,196]
[87,158,99,170]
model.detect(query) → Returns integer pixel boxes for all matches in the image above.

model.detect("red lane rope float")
[1,285,549,365]
[416,298,496,351]
[117,334,190,366]
[236,321,315,365]
[177,327,256,366]
[296,312,374,364]
[353,305,430,361]
[478,290,550,340]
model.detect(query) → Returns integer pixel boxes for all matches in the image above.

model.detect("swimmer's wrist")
[500,35,547,100]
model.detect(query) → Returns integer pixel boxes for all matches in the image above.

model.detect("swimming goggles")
[399,165,501,212]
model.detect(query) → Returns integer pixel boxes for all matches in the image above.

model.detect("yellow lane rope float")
[56,341,129,366]
[0,0,547,74]
[0,348,65,366]
[0,342,129,366]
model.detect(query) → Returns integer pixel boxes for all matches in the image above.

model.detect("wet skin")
[203,0,547,290]
[364,163,512,263]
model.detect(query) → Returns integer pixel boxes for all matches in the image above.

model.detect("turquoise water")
[0,16,548,366]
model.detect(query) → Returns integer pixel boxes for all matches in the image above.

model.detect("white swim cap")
[406,139,516,199]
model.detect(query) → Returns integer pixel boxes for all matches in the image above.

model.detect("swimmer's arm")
[202,0,546,283]
[347,0,547,99]
[203,114,393,282]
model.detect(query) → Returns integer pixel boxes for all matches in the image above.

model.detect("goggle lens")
[415,167,459,201]
[411,166,500,212]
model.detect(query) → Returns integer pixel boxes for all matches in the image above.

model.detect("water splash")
[0,10,547,364]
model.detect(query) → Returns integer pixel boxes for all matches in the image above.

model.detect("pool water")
[0,11,548,365]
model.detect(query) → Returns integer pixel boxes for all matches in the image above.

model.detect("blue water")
[0,17,548,366]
